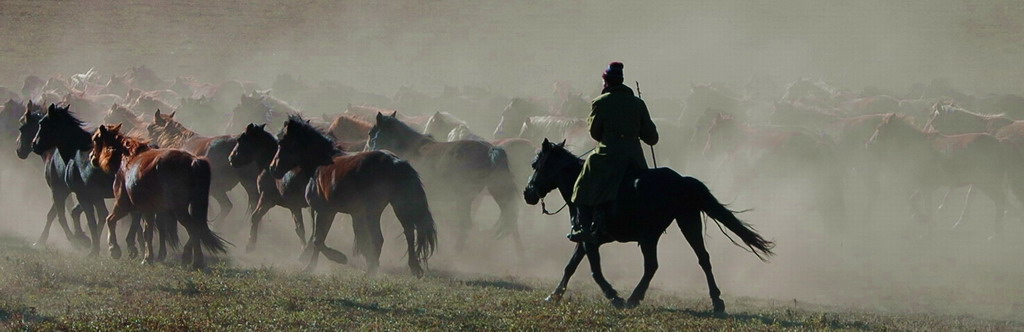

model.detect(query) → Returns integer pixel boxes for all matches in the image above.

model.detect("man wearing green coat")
[569,62,659,242]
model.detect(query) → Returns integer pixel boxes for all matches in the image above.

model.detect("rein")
[540,197,568,215]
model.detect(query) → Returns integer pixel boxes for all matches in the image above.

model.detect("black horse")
[30,104,148,258]
[16,103,87,249]
[523,139,774,313]
[269,116,437,276]
[228,123,314,252]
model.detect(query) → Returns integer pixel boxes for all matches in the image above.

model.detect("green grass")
[0,236,1020,331]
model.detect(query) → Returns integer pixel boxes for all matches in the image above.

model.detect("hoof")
[127,247,139,259]
[109,246,122,259]
[625,298,641,309]
[544,293,563,303]
[712,299,726,314]
[410,266,424,278]
[611,297,626,309]
[321,247,348,265]
[87,249,100,257]
[245,242,257,253]
[31,241,46,249]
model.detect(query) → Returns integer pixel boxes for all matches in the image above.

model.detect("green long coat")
[571,84,659,206]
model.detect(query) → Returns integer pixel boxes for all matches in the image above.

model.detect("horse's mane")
[431,111,465,126]
[284,114,337,147]
[330,114,372,131]
[110,130,152,157]
[47,104,86,127]
[378,113,431,142]
[152,117,198,148]
[935,103,1006,119]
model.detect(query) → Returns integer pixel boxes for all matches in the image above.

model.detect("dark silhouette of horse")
[90,124,222,267]
[226,91,301,134]
[369,112,522,251]
[16,103,87,249]
[270,116,437,276]
[523,139,774,313]
[147,109,260,224]
[228,123,313,252]
[494,97,543,140]
[867,113,1022,232]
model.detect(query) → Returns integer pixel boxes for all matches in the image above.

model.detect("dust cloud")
[1,0,1023,323]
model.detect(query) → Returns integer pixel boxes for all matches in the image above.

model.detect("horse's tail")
[190,158,229,254]
[389,158,437,263]
[688,176,775,261]
[487,146,520,239]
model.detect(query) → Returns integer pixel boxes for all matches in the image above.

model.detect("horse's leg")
[679,218,724,313]
[626,239,661,308]
[33,201,59,247]
[398,212,424,277]
[94,201,111,257]
[177,213,195,267]
[156,213,173,262]
[104,203,129,260]
[69,203,89,248]
[454,198,473,251]
[583,242,624,308]
[953,185,974,229]
[125,213,142,259]
[303,211,337,273]
[362,212,385,276]
[239,177,260,214]
[488,178,524,256]
[245,195,272,252]
[211,190,233,224]
[142,216,156,264]
[53,194,75,245]
[289,208,307,248]
[77,198,101,256]
[299,209,317,262]
[545,243,586,303]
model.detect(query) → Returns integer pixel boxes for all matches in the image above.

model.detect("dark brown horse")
[867,113,1021,232]
[229,123,313,252]
[148,109,260,224]
[370,112,522,251]
[90,124,224,267]
[225,91,300,134]
[524,139,774,313]
[270,116,437,276]
[344,105,430,132]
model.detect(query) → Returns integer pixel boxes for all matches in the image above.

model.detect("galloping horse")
[326,114,371,151]
[369,112,522,251]
[270,116,437,276]
[90,124,221,267]
[16,103,86,248]
[103,104,150,138]
[867,113,1022,232]
[228,123,313,252]
[148,109,260,224]
[523,139,774,313]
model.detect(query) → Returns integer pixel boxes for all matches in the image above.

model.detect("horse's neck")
[556,159,585,203]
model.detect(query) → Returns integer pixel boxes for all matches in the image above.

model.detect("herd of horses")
[2,68,1020,313]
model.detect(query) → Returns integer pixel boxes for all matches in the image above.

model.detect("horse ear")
[258,124,266,130]
[246,123,254,130]
[376,112,384,122]
[390,111,398,118]
[47,104,57,113]
[168,111,175,119]
[109,123,123,133]
[542,138,551,147]
[559,139,566,147]
[98,124,108,134]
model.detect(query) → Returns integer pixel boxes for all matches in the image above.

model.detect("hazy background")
[2,0,1024,324]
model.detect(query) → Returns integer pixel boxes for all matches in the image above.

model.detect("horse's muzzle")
[523,185,541,205]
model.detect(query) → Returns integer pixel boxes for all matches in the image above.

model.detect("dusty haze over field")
[1,0,1023,324]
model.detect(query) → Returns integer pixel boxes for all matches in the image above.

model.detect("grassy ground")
[0,235,1020,331]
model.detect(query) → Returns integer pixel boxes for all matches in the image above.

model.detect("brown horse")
[326,114,372,150]
[90,124,225,267]
[270,116,437,276]
[369,112,522,251]
[148,109,260,224]
[867,113,1021,232]
[229,123,314,252]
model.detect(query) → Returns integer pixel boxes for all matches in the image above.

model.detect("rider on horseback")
[569,62,659,242]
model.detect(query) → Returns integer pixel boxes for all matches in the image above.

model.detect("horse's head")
[270,115,334,179]
[32,104,82,154]
[524,138,574,205]
[423,111,456,139]
[495,98,538,139]
[146,109,174,136]
[17,103,43,159]
[89,124,125,173]
[368,111,421,152]
[229,123,273,168]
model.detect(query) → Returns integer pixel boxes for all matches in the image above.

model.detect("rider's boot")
[567,205,595,242]
[590,202,612,241]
